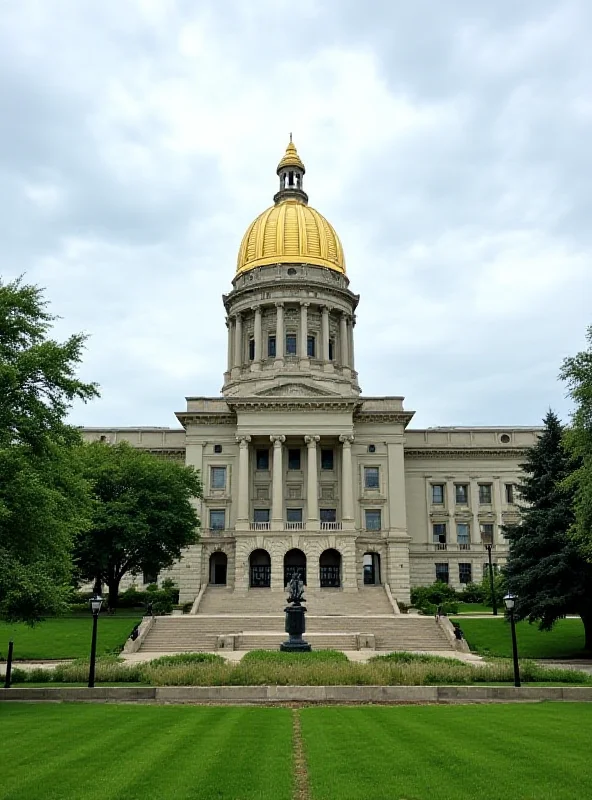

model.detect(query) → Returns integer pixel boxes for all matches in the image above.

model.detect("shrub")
[6,667,27,684]
[148,653,224,667]
[369,652,465,666]
[479,572,506,608]
[411,582,458,613]
[241,650,348,664]
[460,582,485,603]
[51,657,143,683]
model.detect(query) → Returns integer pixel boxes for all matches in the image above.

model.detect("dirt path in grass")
[292,709,310,800]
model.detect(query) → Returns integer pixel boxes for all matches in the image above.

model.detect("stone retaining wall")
[1,685,591,704]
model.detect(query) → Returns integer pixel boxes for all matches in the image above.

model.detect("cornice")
[226,397,361,413]
[354,411,415,426]
[404,447,528,460]
[176,412,236,427]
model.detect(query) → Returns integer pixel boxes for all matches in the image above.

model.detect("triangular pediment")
[254,382,340,398]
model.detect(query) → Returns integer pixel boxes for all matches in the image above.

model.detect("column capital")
[275,301,284,308]
[270,434,286,447]
[321,304,331,313]
[304,435,320,447]
[339,434,355,447]
[236,434,251,448]
[234,311,243,320]
[254,305,262,314]
[226,316,232,327]
[300,301,311,308]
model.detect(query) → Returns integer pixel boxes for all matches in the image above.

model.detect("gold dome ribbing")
[236,141,346,276]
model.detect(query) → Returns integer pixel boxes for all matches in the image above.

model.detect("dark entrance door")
[209,552,228,585]
[319,548,341,588]
[284,548,307,586]
[249,549,271,588]
[363,552,381,585]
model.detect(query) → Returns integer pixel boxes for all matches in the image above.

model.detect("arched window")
[363,552,381,585]
[249,549,271,588]
[209,552,228,585]
[284,549,306,586]
[319,548,341,588]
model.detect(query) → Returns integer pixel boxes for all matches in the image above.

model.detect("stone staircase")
[137,585,453,653]
[197,586,395,616]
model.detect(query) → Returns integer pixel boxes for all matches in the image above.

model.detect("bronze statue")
[286,570,305,605]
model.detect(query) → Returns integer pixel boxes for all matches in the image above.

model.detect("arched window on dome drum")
[248,338,255,361]
[328,339,334,361]
[268,335,276,358]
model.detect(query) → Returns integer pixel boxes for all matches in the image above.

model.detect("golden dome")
[236,140,345,276]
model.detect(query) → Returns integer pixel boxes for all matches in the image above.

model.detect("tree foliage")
[560,325,592,562]
[503,410,592,650]
[0,277,98,622]
[74,442,201,609]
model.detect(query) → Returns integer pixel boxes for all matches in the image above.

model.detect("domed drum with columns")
[82,140,539,608]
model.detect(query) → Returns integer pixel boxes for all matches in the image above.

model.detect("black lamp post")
[484,544,498,616]
[88,594,103,688]
[503,592,521,688]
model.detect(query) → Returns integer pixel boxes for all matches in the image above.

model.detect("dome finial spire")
[275,138,307,205]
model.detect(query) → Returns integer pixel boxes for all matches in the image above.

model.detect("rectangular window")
[268,335,276,358]
[286,508,302,523]
[328,339,334,360]
[307,335,316,358]
[143,570,158,585]
[209,509,226,530]
[431,484,445,504]
[364,466,380,489]
[211,466,227,490]
[320,508,336,523]
[480,523,494,545]
[505,483,515,504]
[253,508,270,523]
[433,523,447,544]
[459,563,472,584]
[435,563,449,584]
[288,448,301,470]
[248,338,255,360]
[321,449,334,470]
[455,484,469,504]
[365,509,381,531]
[479,483,492,504]
[457,523,470,545]
[286,333,297,355]
[256,449,269,470]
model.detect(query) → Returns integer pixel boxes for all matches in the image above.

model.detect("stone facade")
[80,142,539,605]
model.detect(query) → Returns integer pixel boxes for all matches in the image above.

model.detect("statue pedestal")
[280,604,312,652]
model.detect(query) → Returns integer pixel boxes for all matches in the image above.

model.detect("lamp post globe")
[88,594,103,689]
[503,592,521,687]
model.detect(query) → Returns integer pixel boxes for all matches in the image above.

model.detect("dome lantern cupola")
[273,134,308,205]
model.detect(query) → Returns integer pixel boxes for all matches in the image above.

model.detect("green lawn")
[301,704,592,800]
[0,704,292,800]
[1,704,591,800]
[456,617,588,658]
[455,602,493,614]
[0,616,141,660]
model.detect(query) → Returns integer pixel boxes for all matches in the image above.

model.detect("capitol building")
[83,141,538,608]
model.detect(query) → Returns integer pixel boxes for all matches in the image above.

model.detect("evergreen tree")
[504,410,592,651]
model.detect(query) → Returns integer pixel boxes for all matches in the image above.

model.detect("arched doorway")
[319,548,341,588]
[284,549,307,586]
[249,549,271,588]
[209,552,227,585]
[363,552,381,585]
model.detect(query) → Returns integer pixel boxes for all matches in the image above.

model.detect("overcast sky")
[2,0,591,429]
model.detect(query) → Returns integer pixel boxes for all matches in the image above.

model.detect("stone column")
[233,313,243,369]
[226,317,233,373]
[470,478,481,545]
[270,435,286,527]
[321,306,330,361]
[340,313,349,367]
[305,435,320,529]
[445,478,455,543]
[299,302,309,366]
[339,434,355,526]
[493,476,503,544]
[349,315,356,371]
[253,306,262,369]
[275,302,284,365]
[236,435,251,529]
